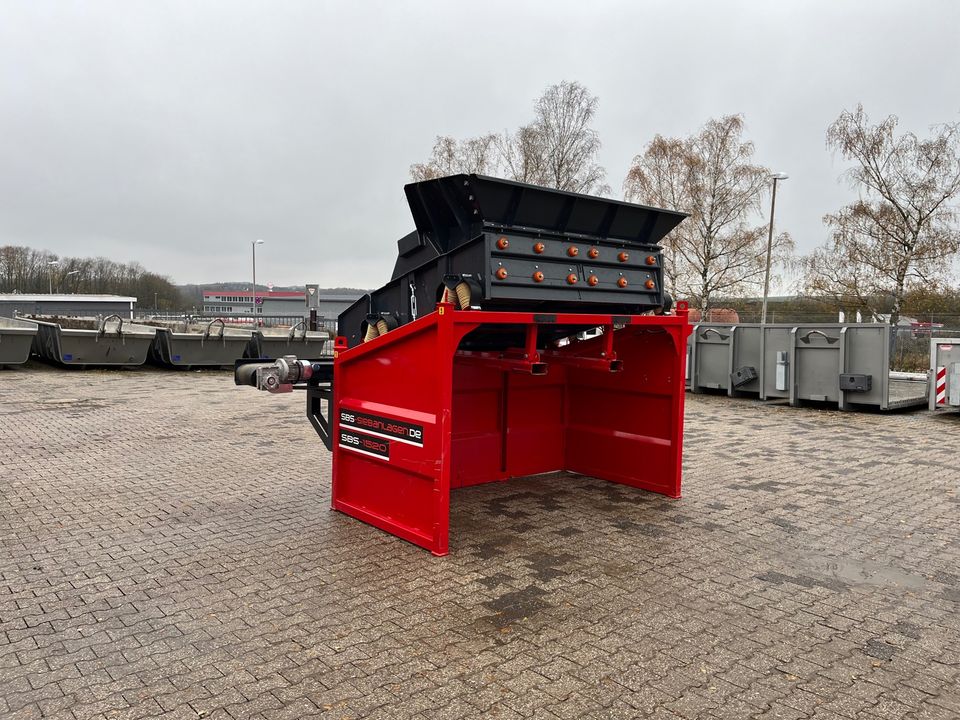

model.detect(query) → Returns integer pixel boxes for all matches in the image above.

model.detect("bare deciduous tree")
[0,245,183,308]
[509,80,608,193]
[804,105,960,325]
[622,135,689,296]
[497,124,548,186]
[624,115,791,312]
[410,81,609,194]
[409,134,499,182]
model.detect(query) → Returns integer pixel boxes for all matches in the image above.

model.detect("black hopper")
[339,174,687,349]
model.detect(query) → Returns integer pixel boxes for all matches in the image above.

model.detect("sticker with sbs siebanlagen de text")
[339,409,424,447]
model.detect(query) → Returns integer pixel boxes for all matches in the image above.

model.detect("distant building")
[202,290,363,322]
[0,294,137,318]
[311,293,365,321]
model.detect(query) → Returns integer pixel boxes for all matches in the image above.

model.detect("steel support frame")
[330,303,690,556]
[306,385,334,450]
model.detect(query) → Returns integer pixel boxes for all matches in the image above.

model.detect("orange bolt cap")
[567,246,579,257]
[495,267,508,280]
[566,273,578,285]
[588,248,599,259]
[496,236,509,250]
[533,242,545,254]
[532,271,544,282]
[646,255,657,265]
[587,275,599,286]
[617,277,628,288]
[618,251,629,262]
[645,279,656,289]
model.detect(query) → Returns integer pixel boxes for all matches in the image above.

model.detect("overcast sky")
[2,1,958,289]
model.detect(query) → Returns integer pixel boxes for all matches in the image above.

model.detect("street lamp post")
[47,260,59,294]
[252,239,264,323]
[761,173,788,325]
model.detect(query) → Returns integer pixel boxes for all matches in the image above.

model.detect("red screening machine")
[236,174,691,556]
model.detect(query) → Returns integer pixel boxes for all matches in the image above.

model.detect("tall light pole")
[252,239,264,322]
[761,172,788,324]
[47,260,59,294]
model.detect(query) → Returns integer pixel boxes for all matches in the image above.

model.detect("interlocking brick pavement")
[1,363,958,719]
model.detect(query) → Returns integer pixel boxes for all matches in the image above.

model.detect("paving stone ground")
[1,363,958,720]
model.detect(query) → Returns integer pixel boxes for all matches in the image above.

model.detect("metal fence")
[134,311,959,372]
[136,312,339,333]
[892,316,960,373]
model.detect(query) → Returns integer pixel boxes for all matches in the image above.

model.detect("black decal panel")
[338,409,424,447]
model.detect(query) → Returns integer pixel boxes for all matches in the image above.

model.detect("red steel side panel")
[450,361,506,488]
[503,370,566,478]
[332,307,476,555]
[563,322,689,497]
[450,364,567,487]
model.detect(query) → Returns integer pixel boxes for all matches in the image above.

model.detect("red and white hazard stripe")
[935,366,947,405]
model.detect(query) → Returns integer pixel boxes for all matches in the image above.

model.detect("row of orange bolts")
[496,236,656,266]
[494,236,655,288]
[494,266,655,289]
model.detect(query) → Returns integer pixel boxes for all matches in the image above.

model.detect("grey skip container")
[688,323,793,399]
[30,315,156,367]
[789,323,925,410]
[0,317,39,366]
[148,319,255,368]
[253,321,332,360]
[688,322,928,411]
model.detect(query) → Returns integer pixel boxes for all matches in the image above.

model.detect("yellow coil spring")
[454,282,471,310]
[363,323,379,343]
[376,319,390,336]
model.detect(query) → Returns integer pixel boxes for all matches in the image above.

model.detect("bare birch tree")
[410,81,609,194]
[624,115,792,312]
[805,105,960,325]
[497,124,548,186]
[509,80,608,193]
[409,134,499,181]
[622,135,690,297]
